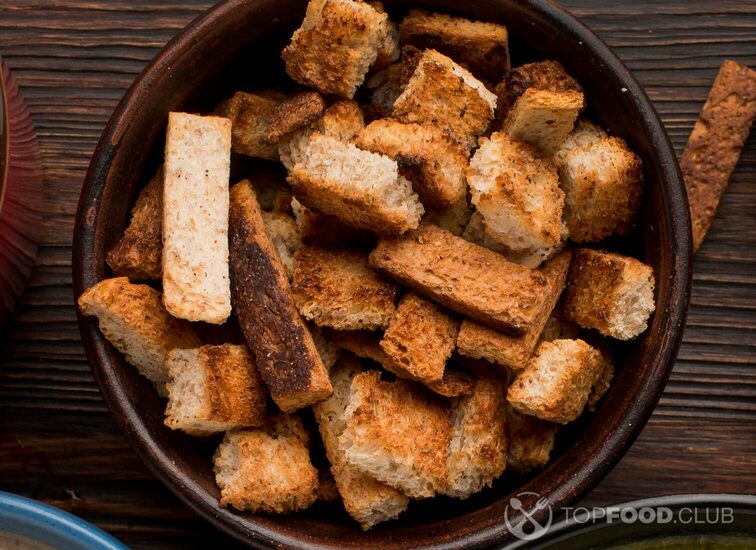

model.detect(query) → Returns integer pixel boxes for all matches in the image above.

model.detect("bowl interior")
[74,0,691,548]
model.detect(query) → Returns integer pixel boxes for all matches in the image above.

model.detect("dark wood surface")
[0,1,753,548]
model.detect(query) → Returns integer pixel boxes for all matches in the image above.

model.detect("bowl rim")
[72,0,692,547]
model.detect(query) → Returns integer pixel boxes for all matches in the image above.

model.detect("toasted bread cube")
[564,249,655,340]
[507,339,605,424]
[292,246,398,330]
[106,168,163,280]
[340,371,451,498]
[587,347,615,411]
[444,372,508,499]
[370,1,400,69]
[399,9,509,84]
[380,293,458,384]
[553,118,607,164]
[213,414,319,513]
[164,344,268,436]
[456,252,571,370]
[393,49,497,150]
[289,133,424,235]
[507,406,557,473]
[468,132,566,253]
[282,0,389,98]
[291,198,375,249]
[261,210,302,281]
[229,181,332,412]
[355,119,467,208]
[502,88,583,157]
[78,277,201,394]
[313,356,409,529]
[423,195,474,237]
[215,90,284,160]
[163,112,232,324]
[364,62,404,120]
[267,91,326,143]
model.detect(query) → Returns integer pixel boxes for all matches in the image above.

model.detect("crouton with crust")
[553,118,607,164]
[291,198,375,249]
[267,91,326,143]
[261,210,302,281]
[506,406,557,473]
[215,90,285,160]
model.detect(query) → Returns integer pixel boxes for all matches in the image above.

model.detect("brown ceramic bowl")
[73,0,692,547]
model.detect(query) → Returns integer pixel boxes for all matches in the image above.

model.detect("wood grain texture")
[0,1,753,548]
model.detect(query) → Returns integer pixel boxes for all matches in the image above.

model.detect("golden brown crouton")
[380,292,459,384]
[355,119,468,208]
[506,406,557,473]
[164,344,268,436]
[369,1,401,70]
[563,248,655,340]
[215,90,285,160]
[369,224,553,336]
[213,414,319,513]
[106,167,163,281]
[392,49,497,150]
[587,347,615,411]
[261,210,302,281]
[77,277,201,395]
[681,60,756,252]
[267,91,326,143]
[291,198,375,249]
[507,338,605,424]
[364,62,404,120]
[399,9,509,84]
[340,371,451,498]
[422,195,474,237]
[553,118,607,165]
[292,246,398,331]
[229,181,332,412]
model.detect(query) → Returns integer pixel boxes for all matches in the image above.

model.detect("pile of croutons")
[79,0,656,531]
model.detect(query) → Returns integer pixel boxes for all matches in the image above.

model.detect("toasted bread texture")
[355,119,468,208]
[587,346,615,411]
[261,210,302,281]
[506,406,557,473]
[393,49,497,150]
[267,91,326,143]
[215,90,284,160]
[507,338,605,424]
[106,167,163,281]
[291,198,375,249]
[288,133,423,235]
[340,371,451,498]
[229,180,332,412]
[78,277,201,395]
[563,248,655,340]
[423,195,474,237]
[164,344,268,436]
[163,112,232,325]
[309,323,341,370]
[553,119,607,165]
[213,414,319,513]
[292,246,398,331]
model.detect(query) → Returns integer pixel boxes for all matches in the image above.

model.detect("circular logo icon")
[504,491,553,541]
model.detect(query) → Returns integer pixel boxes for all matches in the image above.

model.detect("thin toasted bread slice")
[215,90,285,160]
[506,405,557,473]
[267,91,326,143]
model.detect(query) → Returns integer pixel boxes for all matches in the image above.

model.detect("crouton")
[291,198,375,249]
[106,167,163,281]
[507,338,605,424]
[309,323,341,370]
[422,196,474,237]
[506,406,557,473]
[364,62,404,120]
[502,88,584,157]
[392,49,497,150]
[281,0,390,98]
[213,414,319,513]
[553,119,607,165]
[288,133,424,235]
[456,251,571,370]
[399,9,509,84]
[468,132,566,254]
[354,119,467,208]
[229,180,332,412]
[164,344,268,436]
[380,293,458,384]
[267,91,326,143]
[215,90,285,160]
[539,311,580,343]
[369,223,553,336]
[292,246,398,330]
[370,1,401,70]
[340,371,451,498]
[587,349,614,411]
[556,136,643,242]
[444,372,508,499]
[163,112,232,325]
[563,248,655,340]
[261,210,302,281]
[77,277,201,395]
[681,60,756,252]
[312,356,409,529]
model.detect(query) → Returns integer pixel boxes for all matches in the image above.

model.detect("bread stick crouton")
[164,344,268,435]
[291,198,375,249]
[213,414,319,513]
[392,49,497,150]
[106,167,163,280]
[506,406,557,473]
[468,133,566,254]
[215,90,285,160]
[355,119,468,208]
[340,371,451,498]
[267,91,326,143]
[563,248,655,340]
[288,133,424,235]
[261,210,302,281]
[281,0,390,98]
[229,181,332,412]
[163,112,232,324]
[77,277,201,395]
[292,246,398,330]
[380,292,459,384]
[422,195,473,237]
[399,10,510,84]
[312,356,409,529]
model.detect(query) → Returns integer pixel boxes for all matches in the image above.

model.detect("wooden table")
[0,1,753,548]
